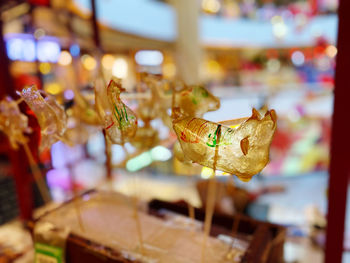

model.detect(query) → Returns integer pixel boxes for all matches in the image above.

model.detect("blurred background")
[0,0,348,262]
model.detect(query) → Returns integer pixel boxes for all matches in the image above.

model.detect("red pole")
[324,0,350,262]
[0,17,35,220]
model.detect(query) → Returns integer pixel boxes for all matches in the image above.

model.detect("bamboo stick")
[22,142,51,204]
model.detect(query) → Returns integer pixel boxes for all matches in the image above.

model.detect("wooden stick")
[131,174,144,254]
[72,193,85,233]
[15,97,24,104]
[188,203,195,221]
[68,169,85,233]
[132,195,144,254]
[22,142,51,204]
[102,130,112,181]
[231,213,241,236]
[201,174,217,263]
[201,125,221,263]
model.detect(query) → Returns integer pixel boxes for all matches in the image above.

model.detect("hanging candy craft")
[18,85,68,151]
[172,107,277,182]
[0,96,31,149]
[96,78,138,144]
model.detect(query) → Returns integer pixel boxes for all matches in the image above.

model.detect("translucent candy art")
[97,78,138,144]
[173,108,277,182]
[176,85,220,118]
[0,96,32,149]
[19,85,67,151]
[72,88,101,126]
[142,74,221,125]
[131,125,159,150]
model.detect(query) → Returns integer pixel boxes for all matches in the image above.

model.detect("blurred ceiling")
[73,0,337,49]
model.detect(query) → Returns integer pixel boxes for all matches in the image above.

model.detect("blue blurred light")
[5,33,61,62]
[6,37,35,62]
[70,44,80,57]
[23,39,36,62]
[135,50,163,66]
[6,38,24,61]
[37,40,60,62]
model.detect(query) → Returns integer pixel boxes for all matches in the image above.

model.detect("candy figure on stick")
[18,85,68,151]
[173,84,221,163]
[96,78,143,251]
[100,78,138,144]
[0,95,51,203]
[0,96,31,149]
[172,107,277,182]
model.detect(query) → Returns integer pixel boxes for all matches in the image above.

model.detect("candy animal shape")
[19,85,67,151]
[0,96,31,149]
[141,75,173,127]
[173,85,220,162]
[131,124,159,150]
[98,78,138,144]
[176,85,220,117]
[143,74,220,128]
[173,108,277,182]
[72,87,101,125]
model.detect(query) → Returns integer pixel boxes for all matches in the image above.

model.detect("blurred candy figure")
[19,85,67,151]
[0,96,32,149]
[173,108,277,182]
[177,85,220,117]
[142,74,220,126]
[72,88,101,126]
[97,78,138,144]
[131,125,159,150]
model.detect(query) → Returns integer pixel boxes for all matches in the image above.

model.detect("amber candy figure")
[143,74,220,125]
[18,85,67,151]
[177,85,220,117]
[98,78,138,144]
[72,87,101,126]
[173,108,277,182]
[0,96,32,149]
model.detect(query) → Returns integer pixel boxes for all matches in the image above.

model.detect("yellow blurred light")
[326,45,337,58]
[102,54,115,69]
[163,63,176,78]
[46,83,62,95]
[112,58,128,79]
[273,22,288,39]
[201,167,214,179]
[201,167,229,179]
[58,51,72,66]
[207,60,221,74]
[39,62,51,75]
[82,54,97,71]
[202,0,221,13]
[271,15,283,25]
[66,108,73,116]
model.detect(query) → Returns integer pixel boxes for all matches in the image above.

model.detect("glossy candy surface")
[19,86,67,150]
[102,79,138,144]
[0,96,31,149]
[72,88,101,125]
[173,108,277,181]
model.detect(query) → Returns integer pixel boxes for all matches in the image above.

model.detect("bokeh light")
[82,54,97,71]
[291,51,305,66]
[112,58,128,78]
[102,54,115,69]
[39,62,51,75]
[58,51,72,66]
